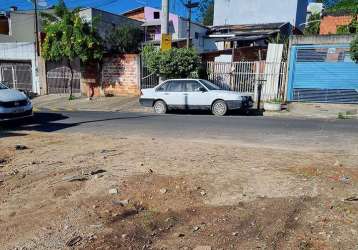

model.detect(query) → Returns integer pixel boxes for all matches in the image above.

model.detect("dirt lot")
[0,132,357,250]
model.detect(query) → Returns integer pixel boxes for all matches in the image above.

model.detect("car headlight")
[26,98,32,105]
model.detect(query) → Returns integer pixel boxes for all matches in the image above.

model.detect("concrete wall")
[290,35,355,46]
[213,0,308,29]
[0,42,38,93]
[177,17,211,53]
[79,8,143,42]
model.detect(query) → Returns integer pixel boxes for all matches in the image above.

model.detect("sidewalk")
[32,94,151,113]
[264,102,358,120]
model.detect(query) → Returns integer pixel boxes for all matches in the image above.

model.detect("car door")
[157,80,185,107]
[184,80,211,108]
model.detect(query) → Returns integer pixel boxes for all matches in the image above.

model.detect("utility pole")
[161,0,169,47]
[184,0,199,48]
[34,0,40,56]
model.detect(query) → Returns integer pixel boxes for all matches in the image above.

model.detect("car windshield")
[199,80,221,90]
[0,82,8,90]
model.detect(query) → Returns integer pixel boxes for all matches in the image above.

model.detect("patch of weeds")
[298,240,314,250]
[345,110,357,116]
[68,95,77,101]
[142,209,159,231]
[297,167,321,178]
[337,111,356,119]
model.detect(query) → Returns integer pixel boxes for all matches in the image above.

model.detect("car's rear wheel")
[212,100,227,116]
[153,100,167,114]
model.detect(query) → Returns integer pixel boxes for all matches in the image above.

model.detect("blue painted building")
[287,35,358,103]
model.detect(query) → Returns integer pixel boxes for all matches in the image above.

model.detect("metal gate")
[287,45,358,103]
[140,55,159,89]
[207,61,287,100]
[0,61,33,91]
[46,60,81,94]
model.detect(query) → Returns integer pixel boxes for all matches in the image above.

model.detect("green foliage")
[304,13,321,35]
[41,0,104,63]
[325,0,358,14]
[350,35,358,63]
[142,46,201,79]
[336,15,358,34]
[266,98,283,104]
[199,0,214,26]
[107,26,143,53]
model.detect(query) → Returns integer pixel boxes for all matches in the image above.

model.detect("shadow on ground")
[0,112,158,135]
[167,108,264,116]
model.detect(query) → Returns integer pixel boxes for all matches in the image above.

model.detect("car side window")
[156,82,170,92]
[184,81,203,92]
[167,81,184,92]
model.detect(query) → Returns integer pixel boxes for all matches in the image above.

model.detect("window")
[166,81,185,92]
[156,82,170,92]
[194,32,199,40]
[0,82,8,89]
[199,80,221,90]
[153,11,160,19]
[183,80,202,92]
[0,16,10,35]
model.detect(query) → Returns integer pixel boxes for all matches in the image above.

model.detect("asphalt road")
[2,110,358,152]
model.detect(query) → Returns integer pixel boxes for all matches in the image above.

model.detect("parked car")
[0,82,33,121]
[140,79,253,116]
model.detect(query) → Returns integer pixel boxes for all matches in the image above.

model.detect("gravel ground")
[0,132,357,250]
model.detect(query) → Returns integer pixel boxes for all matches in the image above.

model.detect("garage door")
[46,60,81,94]
[287,45,358,103]
[0,61,33,91]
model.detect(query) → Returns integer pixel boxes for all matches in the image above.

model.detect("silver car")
[0,82,33,121]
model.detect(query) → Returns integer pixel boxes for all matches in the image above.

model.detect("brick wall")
[320,15,353,35]
[81,54,140,97]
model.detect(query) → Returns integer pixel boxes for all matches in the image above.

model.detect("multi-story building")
[122,6,215,53]
[214,0,308,30]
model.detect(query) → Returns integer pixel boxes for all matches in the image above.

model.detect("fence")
[207,61,288,101]
[140,55,159,89]
[0,61,33,91]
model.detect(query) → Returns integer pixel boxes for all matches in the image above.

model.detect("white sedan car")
[140,79,253,116]
[0,82,33,121]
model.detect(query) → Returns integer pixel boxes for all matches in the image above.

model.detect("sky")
[0,0,196,18]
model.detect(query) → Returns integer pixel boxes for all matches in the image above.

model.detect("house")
[122,6,214,53]
[205,0,308,62]
[213,0,308,30]
[0,6,142,95]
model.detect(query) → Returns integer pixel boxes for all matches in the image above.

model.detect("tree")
[325,0,358,13]
[350,36,358,63]
[142,46,201,79]
[199,0,214,26]
[304,13,321,35]
[107,26,143,53]
[41,0,104,99]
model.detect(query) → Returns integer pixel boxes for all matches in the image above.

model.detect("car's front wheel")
[153,100,167,114]
[212,100,227,116]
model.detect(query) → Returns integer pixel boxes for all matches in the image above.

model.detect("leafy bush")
[350,36,358,63]
[304,13,321,35]
[142,46,201,79]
